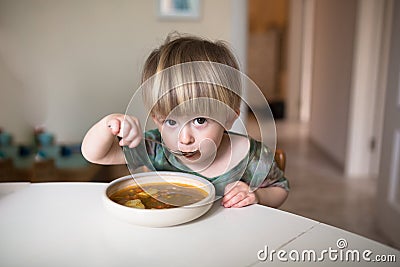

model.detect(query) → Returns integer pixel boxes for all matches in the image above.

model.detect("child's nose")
[178,125,194,145]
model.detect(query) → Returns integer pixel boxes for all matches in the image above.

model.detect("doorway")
[247,0,289,120]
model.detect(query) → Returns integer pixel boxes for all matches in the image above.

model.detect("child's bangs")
[142,61,242,118]
[150,83,235,118]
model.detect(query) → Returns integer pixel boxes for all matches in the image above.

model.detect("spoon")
[144,137,198,157]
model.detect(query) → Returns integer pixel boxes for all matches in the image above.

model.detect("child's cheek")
[199,138,218,155]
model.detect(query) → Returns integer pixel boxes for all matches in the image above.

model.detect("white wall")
[0,57,32,142]
[309,0,357,167]
[0,0,240,144]
[345,0,388,177]
[286,0,304,121]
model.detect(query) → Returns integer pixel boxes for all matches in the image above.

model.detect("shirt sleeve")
[258,161,290,191]
[242,139,290,191]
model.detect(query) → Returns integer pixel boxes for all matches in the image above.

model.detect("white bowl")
[103,171,215,227]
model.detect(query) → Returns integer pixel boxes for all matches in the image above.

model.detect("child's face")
[152,114,226,163]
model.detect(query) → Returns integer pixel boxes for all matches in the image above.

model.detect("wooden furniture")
[0,158,15,181]
[30,159,56,182]
[274,148,286,172]
[0,158,104,183]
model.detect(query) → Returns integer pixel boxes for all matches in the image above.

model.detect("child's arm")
[254,186,288,208]
[81,113,142,165]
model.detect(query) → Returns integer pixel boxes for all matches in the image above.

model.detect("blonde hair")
[141,33,242,119]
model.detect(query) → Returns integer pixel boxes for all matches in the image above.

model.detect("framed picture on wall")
[158,0,201,20]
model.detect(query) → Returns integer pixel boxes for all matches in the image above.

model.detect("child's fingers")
[107,119,121,135]
[120,120,131,139]
[119,131,142,148]
[222,190,247,208]
[222,181,256,208]
[231,195,257,208]
[222,181,242,205]
[222,181,246,200]
[223,181,242,195]
[222,184,239,204]
[119,116,142,148]
[120,117,139,138]
[127,137,142,148]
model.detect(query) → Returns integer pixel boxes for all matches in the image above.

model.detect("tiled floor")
[246,114,396,249]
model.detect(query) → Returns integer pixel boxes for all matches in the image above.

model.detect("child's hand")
[221,181,258,208]
[107,114,142,148]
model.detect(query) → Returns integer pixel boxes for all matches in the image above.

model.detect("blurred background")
[0,0,399,249]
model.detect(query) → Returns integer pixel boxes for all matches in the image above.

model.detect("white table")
[0,182,398,267]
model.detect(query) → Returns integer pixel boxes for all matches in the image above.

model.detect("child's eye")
[164,119,177,126]
[193,117,207,125]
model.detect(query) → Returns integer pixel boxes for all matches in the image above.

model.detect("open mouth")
[182,150,200,159]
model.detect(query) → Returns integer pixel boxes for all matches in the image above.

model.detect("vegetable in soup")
[110,182,208,209]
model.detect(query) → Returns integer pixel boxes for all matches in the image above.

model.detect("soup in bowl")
[103,171,216,227]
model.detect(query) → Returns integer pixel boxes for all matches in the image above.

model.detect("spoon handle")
[144,137,196,157]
